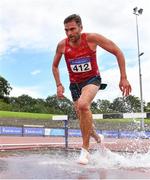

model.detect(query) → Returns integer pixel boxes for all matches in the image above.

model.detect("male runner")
[52,14,132,165]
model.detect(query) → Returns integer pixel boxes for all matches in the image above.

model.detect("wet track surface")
[1,149,150,179]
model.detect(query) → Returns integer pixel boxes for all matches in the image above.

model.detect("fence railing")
[1,114,150,149]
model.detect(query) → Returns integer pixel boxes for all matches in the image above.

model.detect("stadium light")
[133,7,144,131]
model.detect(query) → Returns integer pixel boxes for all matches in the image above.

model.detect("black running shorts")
[69,76,102,102]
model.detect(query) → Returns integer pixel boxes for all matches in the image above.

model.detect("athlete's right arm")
[52,40,65,99]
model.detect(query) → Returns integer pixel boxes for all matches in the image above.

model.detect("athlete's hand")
[57,84,65,99]
[119,78,132,96]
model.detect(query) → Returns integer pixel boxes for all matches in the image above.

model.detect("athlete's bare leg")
[91,124,101,143]
[74,103,101,143]
[74,84,99,150]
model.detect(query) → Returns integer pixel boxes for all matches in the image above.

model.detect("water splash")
[90,148,150,170]
[35,148,150,170]
[1,149,150,179]
[122,96,149,139]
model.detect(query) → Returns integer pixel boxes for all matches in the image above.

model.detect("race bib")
[70,57,92,73]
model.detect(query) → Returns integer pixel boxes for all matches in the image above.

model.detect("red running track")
[0,136,150,152]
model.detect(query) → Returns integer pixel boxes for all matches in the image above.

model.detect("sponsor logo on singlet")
[70,56,92,73]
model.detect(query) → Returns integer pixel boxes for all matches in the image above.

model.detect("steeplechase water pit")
[1,115,150,179]
[1,143,150,179]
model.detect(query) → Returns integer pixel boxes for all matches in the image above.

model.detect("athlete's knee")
[78,100,90,112]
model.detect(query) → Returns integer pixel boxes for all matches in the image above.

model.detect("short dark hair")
[64,14,82,26]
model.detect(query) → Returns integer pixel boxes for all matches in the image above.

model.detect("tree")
[91,101,99,113]
[15,94,36,112]
[9,96,47,113]
[0,76,12,98]
[96,99,112,113]
[111,95,142,113]
[32,98,48,113]
[46,95,76,118]
[124,95,142,112]
[145,102,150,112]
[111,97,127,113]
[0,99,12,111]
[46,95,62,114]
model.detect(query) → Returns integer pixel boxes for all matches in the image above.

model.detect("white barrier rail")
[123,113,147,119]
[92,114,103,119]
[52,115,68,148]
[52,115,68,121]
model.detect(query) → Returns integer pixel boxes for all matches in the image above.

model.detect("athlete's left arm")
[89,33,132,96]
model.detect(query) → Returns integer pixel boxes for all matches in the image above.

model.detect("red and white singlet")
[64,33,100,83]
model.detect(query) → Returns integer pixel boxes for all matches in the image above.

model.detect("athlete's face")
[64,21,82,43]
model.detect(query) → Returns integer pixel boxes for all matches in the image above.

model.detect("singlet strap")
[81,33,96,53]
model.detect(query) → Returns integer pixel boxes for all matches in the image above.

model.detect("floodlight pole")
[133,7,144,131]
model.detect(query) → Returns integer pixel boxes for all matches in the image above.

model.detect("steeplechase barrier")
[1,113,150,149]
[52,115,68,148]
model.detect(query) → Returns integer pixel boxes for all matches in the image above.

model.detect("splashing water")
[90,148,150,170]
[1,148,150,179]
[122,95,149,139]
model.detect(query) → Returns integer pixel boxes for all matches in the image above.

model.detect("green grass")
[0,111,53,120]
[0,110,150,124]
[96,119,132,123]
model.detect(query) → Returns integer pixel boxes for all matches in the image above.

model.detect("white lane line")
[0,141,117,147]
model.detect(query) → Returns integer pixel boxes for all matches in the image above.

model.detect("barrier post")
[64,118,68,149]
[52,115,68,149]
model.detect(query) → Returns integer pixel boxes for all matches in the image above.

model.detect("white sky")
[0,0,150,103]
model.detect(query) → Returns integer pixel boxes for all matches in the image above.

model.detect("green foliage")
[0,75,150,115]
[1,94,149,115]
[9,95,48,113]
[124,95,142,112]
[0,76,12,98]
[0,99,12,111]
[145,102,150,112]
[46,95,76,118]
[91,101,99,113]
[111,95,142,113]
[96,99,113,113]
